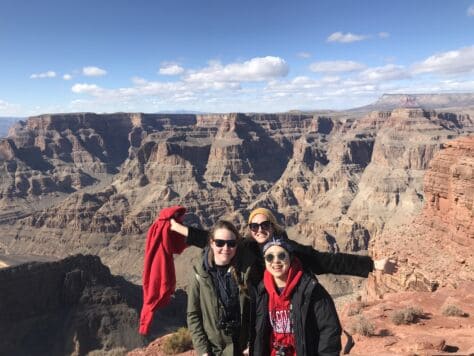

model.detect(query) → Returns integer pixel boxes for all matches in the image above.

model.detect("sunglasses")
[264,252,289,263]
[213,239,237,248]
[248,221,272,232]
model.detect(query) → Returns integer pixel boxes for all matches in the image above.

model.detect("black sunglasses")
[248,221,272,232]
[213,239,237,248]
[264,252,289,263]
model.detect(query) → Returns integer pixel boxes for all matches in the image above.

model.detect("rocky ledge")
[369,135,473,296]
[0,254,187,356]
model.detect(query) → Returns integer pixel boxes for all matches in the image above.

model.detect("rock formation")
[339,281,474,355]
[0,254,187,356]
[368,135,474,297]
[355,93,474,111]
[0,105,472,289]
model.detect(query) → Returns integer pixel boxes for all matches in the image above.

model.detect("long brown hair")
[209,220,241,245]
[208,220,247,296]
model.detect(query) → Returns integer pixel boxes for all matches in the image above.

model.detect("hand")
[243,347,250,355]
[201,353,209,356]
[374,258,398,274]
[170,218,189,237]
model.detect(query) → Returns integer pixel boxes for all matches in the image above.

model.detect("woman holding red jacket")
[171,207,392,281]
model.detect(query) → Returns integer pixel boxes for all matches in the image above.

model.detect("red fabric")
[139,206,187,335]
[263,257,303,356]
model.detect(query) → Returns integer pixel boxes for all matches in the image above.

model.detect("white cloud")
[468,4,474,16]
[358,64,410,82]
[378,32,390,38]
[0,99,12,111]
[63,74,72,80]
[0,99,22,115]
[60,47,474,114]
[82,66,107,77]
[412,46,474,75]
[327,32,368,43]
[72,83,103,95]
[297,52,311,59]
[310,60,366,73]
[159,64,184,75]
[185,56,289,83]
[30,71,56,79]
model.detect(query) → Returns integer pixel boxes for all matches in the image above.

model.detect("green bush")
[441,304,469,317]
[390,306,424,325]
[162,327,193,355]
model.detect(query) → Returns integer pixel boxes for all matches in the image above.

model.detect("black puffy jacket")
[253,273,342,356]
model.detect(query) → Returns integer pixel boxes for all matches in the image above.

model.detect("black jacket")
[253,273,342,356]
[187,226,374,278]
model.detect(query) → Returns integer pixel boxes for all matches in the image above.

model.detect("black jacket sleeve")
[312,284,342,356]
[288,240,374,277]
[186,226,210,249]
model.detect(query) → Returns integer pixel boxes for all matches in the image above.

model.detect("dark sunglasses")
[213,239,237,248]
[264,252,289,263]
[248,221,272,232]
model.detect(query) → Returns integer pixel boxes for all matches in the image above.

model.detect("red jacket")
[139,206,187,335]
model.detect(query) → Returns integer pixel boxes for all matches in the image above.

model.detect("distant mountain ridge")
[0,117,22,138]
[352,93,474,112]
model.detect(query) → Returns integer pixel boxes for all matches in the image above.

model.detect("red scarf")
[139,206,187,335]
[263,257,303,356]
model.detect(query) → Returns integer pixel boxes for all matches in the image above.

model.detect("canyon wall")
[0,107,472,287]
[368,135,473,298]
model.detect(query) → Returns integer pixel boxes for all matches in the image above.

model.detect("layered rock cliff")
[0,107,472,286]
[368,135,474,297]
[0,254,187,356]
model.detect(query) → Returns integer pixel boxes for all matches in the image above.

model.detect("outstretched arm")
[170,218,209,249]
[289,240,374,277]
[289,240,397,277]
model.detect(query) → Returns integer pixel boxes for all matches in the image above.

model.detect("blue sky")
[1,0,474,116]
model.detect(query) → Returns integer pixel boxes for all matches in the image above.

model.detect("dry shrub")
[441,304,469,317]
[347,302,366,316]
[162,327,193,355]
[348,315,375,336]
[390,306,424,325]
[87,347,127,356]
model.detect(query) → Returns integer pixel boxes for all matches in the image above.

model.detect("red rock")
[369,136,474,298]
[340,281,474,356]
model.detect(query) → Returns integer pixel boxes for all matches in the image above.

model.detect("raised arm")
[288,240,375,277]
[170,218,209,249]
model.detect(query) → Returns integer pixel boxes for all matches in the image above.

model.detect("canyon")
[0,94,473,355]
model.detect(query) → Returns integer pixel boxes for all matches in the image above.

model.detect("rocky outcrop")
[423,136,474,242]
[0,107,472,286]
[0,254,187,356]
[339,281,474,355]
[368,135,474,297]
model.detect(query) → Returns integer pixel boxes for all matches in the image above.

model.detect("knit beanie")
[262,238,293,254]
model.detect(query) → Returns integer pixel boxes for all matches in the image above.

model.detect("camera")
[218,318,240,335]
[274,344,289,356]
